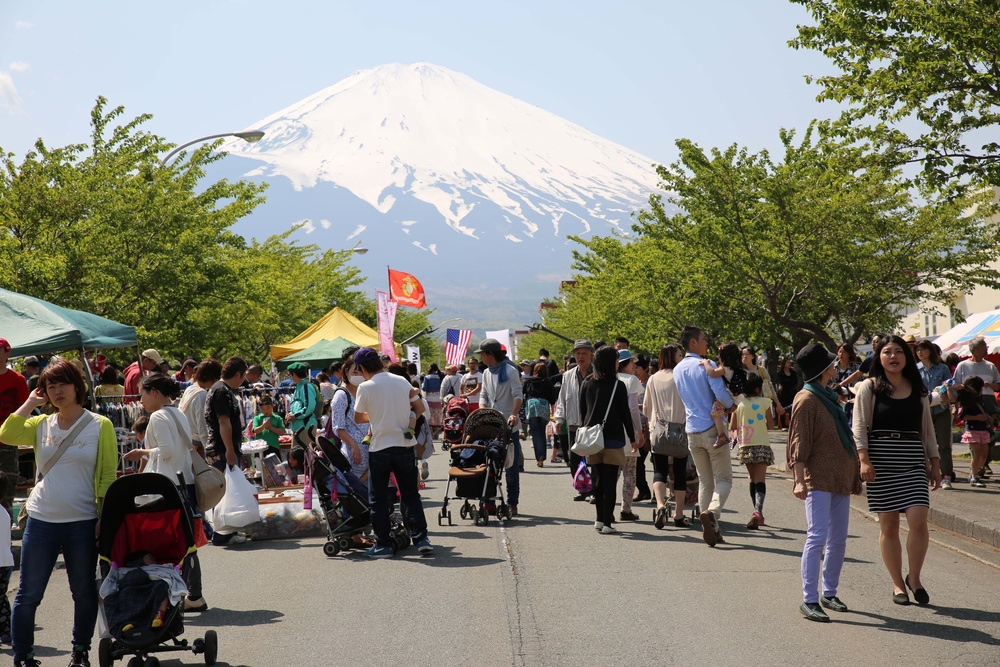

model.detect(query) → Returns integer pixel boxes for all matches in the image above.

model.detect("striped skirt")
[865,429,929,513]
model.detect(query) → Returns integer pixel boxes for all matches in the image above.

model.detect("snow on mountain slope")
[220,63,661,243]
[214,62,666,331]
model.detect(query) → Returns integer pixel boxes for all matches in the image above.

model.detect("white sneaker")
[970,476,987,488]
[940,475,953,490]
[600,525,617,535]
[594,521,604,531]
[421,461,429,480]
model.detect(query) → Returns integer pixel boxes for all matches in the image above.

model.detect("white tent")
[932,310,1000,355]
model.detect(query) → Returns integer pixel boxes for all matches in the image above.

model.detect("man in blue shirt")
[673,325,735,547]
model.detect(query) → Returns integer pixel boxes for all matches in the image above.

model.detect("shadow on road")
[183,607,283,627]
[838,609,1000,644]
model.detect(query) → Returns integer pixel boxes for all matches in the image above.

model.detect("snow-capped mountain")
[216,63,664,331]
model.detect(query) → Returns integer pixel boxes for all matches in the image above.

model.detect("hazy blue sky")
[1,1,838,165]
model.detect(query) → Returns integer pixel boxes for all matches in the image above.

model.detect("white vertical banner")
[485,329,511,355]
[406,345,421,375]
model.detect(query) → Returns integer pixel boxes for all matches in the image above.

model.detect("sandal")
[673,516,691,527]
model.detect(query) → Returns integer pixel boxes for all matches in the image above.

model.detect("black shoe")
[653,507,667,530]
[905,575,930,606]
[619,510,640,521]
[820,596,848,612]
[15,658,41,667]
[68,648,91,667]
[799,602,830,623]
[892,592,910,605]
[573,493,588,502]
[633,491,652,503]
[588,496,597,504]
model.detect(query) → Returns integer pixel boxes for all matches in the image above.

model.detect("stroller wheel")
[479,504,490,525]
[447,510,453,525]
[439,507,447,519]
[143,658,160,667]
[336,536,353,551]
[203,630,219,665]
[389,535,400,554]
[460,506,468,520]
[470,507,479,524]
[98,638,114,667]
[125,657,141,667]
[323,541,340,557]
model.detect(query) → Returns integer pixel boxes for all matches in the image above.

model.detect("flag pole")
[386,265,391,300]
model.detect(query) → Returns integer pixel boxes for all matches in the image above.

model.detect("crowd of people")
[0,324,994,664]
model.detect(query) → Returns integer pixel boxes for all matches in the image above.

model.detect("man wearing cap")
[174,358,198,383]
[124,348,164,403]
[673,325,735,547]
[0,338,29,513]
[787,342,861,622]
[22,356,40,393]
[353,347,433,558]
[478,338,525,515]
[554,339,596,500]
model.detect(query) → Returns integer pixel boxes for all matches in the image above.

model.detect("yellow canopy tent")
[270,307,380,360]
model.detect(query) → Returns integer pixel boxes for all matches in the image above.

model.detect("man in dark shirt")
[203,356,249,549]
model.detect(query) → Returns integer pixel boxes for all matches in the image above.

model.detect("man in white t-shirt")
[460,357,484,412]
[353,347,432,558]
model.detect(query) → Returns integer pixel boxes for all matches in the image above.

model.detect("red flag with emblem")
[388,268,427,308]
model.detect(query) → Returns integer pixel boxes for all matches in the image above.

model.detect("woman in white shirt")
[0,358,118,667]
[643,345,692,529]
[124,373,207,612]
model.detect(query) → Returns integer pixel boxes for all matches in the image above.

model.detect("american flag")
[445,328,472,366]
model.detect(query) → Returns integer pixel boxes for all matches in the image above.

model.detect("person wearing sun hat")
[554,339,596,500]
[787,342,862,623]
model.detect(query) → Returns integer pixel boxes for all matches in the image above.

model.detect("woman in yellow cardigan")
[0,358,117,667]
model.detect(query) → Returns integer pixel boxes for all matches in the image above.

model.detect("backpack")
[308,378,326,424]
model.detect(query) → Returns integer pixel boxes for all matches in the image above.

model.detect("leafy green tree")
[526,128,1000,353]
[790,0,1000,189]
[0,97,390,366]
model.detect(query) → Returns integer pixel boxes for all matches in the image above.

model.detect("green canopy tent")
[274,337,358,372]
[0,287,138,358]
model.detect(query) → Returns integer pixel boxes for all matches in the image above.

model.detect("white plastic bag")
[213,466,260,529]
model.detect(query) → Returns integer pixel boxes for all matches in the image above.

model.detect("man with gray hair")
[952,336,1000,479]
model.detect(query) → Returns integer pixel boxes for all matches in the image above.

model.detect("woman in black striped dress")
[852,336,941,606]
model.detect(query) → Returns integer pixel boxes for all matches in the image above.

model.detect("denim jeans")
[801,491,851,604]
[13,517,99,660]
[528,417,548,462]
[506,431,522,507]
[368,446,428,547]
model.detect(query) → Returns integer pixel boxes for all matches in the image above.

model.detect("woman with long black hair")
[579,346,636,535]
[853,335,941,606]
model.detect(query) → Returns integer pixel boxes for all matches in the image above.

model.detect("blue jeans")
[528,417,548,462]
[13,517,99,660]
[506,432,522,506]
[368,447,428,547]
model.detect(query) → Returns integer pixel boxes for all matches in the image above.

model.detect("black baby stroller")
[309,433,410,557]
[438,408,511,526]
[441,396,470,451]
[97,473,217,667]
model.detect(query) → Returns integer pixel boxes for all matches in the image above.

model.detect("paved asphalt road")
[11,447,1000,667]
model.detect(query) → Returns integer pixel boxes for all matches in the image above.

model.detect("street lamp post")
[160,129,265,166]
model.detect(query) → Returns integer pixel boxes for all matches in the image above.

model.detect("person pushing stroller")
[352,348,434,559]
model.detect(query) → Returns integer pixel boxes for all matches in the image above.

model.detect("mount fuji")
[215,63,664,331]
